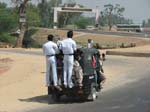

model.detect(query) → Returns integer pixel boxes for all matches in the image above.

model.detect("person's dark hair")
[88,39,92,43]
[67,30,73,38]
[47,34,54,41]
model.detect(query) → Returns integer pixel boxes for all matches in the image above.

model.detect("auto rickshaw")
[48,48,103,101]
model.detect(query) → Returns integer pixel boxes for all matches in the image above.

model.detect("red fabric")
[92,56,96,68]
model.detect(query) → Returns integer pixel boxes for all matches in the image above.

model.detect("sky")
[1,0,150,24]
[63,0,150,24]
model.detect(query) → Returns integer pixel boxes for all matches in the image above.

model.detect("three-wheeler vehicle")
[48,48,102,101]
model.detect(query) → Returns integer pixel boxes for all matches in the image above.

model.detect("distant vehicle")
[86,25,97,30]
[142,27,150,33]
[116,24,143,32]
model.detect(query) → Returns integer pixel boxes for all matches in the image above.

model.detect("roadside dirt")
[0,52,47,112]
[0,58,13,75]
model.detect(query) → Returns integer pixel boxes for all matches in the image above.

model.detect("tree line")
[0,0,149,47]
[142,19,150,27]
[0,0,137,30]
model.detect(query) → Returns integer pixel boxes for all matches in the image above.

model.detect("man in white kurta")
[43,35,59,87]
[60,30,77,88]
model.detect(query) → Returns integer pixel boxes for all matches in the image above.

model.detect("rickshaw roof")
[78,47,99,75]
[79,48,99,55]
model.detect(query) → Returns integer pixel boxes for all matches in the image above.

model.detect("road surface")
[1,49,150,112]
[22,54,150,112]
[73,29,150,38]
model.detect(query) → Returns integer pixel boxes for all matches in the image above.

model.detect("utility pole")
[15,0,29,48]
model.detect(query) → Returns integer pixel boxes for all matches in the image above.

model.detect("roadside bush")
[75,17,90,29]
[0,33,16,44]
[23,28,40,48]
[0,3,18,34]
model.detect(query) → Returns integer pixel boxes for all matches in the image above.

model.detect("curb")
[107,51,150,57]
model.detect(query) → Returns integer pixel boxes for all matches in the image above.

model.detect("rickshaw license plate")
[89,76,94,79]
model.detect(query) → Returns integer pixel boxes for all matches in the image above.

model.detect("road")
[1,49,150,112]
[21,53,149,112]
[73,29,150,38]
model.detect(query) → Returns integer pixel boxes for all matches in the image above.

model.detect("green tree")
[74,16,94,29]
[143,19,150,27]
[0,2,18,44]
[26,3,41,27]
[75,17,88,29]
[142,20,146,27]
[58,1,82,28]
[0,2,18,33]
[147,19,150,27]
[38,0,82,28]
[49,0,62,7]
[99,11,108,26]
[38,0,62,28]
[38,0,52,27]
[11,0,30,47]
[103,4,125,31]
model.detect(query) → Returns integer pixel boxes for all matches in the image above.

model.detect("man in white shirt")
[59,30,77,88]
[87,39,94,48]
[43,34,60,89]
[56,37,61,48]
[16,29,21,35]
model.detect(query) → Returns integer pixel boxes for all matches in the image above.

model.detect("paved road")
[22,55,150,112]
[27,76,150,112]
[1,49,150,112]
[73,29,150,38]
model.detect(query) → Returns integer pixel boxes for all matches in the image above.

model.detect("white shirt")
[60,38,76,55]
[57,40,61,47]
[87,40,94,48]
[16,29,20,34]
[87,43,92,48]
[43,41,58,56]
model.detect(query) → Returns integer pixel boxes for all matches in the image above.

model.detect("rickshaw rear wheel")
[91,87,97,101]
[88,83,98,101]
[52,93,61,102]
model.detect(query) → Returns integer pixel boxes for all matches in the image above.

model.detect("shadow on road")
[19,94,88,105]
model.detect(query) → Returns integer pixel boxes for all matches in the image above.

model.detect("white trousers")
[46,56,58,86]
[63,55,74,88]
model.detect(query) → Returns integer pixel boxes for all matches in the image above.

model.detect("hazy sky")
[63,0,150,24]
[1,0,150,24]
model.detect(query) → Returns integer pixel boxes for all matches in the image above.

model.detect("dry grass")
[32,28,81,44]
[74,33,150,47]
[32,28,150,47]
[108,45,150,53]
